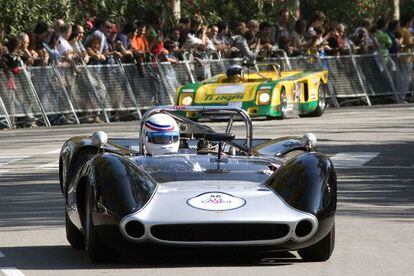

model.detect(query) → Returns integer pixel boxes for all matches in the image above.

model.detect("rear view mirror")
[92,131,108,148]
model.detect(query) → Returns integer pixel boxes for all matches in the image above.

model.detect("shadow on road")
[0,245,299,269]
[320,141,414,219]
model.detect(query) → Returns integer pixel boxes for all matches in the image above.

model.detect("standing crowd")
[1,9,414,70]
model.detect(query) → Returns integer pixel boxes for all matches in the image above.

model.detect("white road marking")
[0,251,4,258]
[37,161,59,170]
[43,149,61,154]
[0,156,31,168]
[1,268,25,276]
[0,170,9,176]
[330,152,379,168]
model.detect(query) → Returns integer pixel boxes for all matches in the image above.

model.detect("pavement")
[0,104,413,275]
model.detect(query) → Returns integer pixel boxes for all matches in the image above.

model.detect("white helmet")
[143,113,180,156]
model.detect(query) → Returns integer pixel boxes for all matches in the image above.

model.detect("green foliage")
[0,0,410,37]
[313,0,393,29]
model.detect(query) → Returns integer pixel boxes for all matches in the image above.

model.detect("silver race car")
[60,106,336,262]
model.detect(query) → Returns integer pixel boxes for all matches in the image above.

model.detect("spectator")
[178,17,191,48]
[113,21,135,61]
[68,25,89,64]
[290,19,308,56]
[169,28,181,48]
[17,32,38,66]
[398,14,414,55]
[271,9,293,45]
[352,18,376,53]
[85,18,120,60]
[326,23,347,56]
[387,20,400,54]
[131,20,149,60]
[56,23,74,62]
[186,15,207,53]
[86,34,106,65]
[247,19,260,50]
[45,32,62,64]
[258,21,274,57]
[214,21,233,57]
[305,10,326,40]
[29,21,50,65]
[145,10,165,55]
[375,18,392,57]
[233,27,259,61]
[54,19,65,33]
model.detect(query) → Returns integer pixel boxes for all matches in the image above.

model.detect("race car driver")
[224,64,243,83]
[143,113,180,155]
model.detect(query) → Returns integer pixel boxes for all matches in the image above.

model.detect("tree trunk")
[170,0,181,20]
[391,0,399,20]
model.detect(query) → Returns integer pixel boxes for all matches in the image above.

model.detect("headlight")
[180,94,193,106]
[257,91,271,105]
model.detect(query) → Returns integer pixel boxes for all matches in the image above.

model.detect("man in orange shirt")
[131,20,149,59]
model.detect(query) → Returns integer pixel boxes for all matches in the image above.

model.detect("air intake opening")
[124,220,145,239]
[295,220,313,238]
[151,223,290,242]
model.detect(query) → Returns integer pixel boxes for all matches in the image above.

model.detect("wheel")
[307,82,327,117]
[278,87,288,119]
[85,184,119,262]
[66,211,85,249]
[298,223,335,262]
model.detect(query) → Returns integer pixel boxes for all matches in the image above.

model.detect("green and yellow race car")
[176,64,329,119]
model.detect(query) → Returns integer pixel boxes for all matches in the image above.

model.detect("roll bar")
[139,106,253,155]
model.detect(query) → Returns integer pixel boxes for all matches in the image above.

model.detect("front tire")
[298,223,335,262]
[66,211,84,249]
[85,184,119,262]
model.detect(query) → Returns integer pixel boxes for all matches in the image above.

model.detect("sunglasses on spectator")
[106,25,112,29]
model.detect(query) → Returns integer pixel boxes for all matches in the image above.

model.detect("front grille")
[151,223,290,242]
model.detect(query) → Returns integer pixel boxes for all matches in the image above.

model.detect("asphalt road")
[0,104,413,276]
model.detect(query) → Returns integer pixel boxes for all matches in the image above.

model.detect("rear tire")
[307,82,326,117]
[66,211,85,249]
[298,223,335,262]
[85,184,119,262]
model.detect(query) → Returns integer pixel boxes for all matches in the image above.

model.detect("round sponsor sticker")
[187,192,246,211]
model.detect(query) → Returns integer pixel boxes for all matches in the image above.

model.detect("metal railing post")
[21,64,51,126]
[51,63,80,124]
[0,95,14,128]
[349,53,372,106]
[314,55,340,107]
[154,58,175,105]
[216,51,226,73]
[117,59,142,119]
[182,52,196,83]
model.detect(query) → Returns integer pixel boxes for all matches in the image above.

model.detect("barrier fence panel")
[0,69,45,126]
[123,63,171,109]
[321,55,367,99]
[353,54,395,97]
[2,53,413,128]
[87,64,140,115]
[28,66,78,124]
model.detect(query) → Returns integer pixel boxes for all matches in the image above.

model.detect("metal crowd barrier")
[0,52,413,129]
